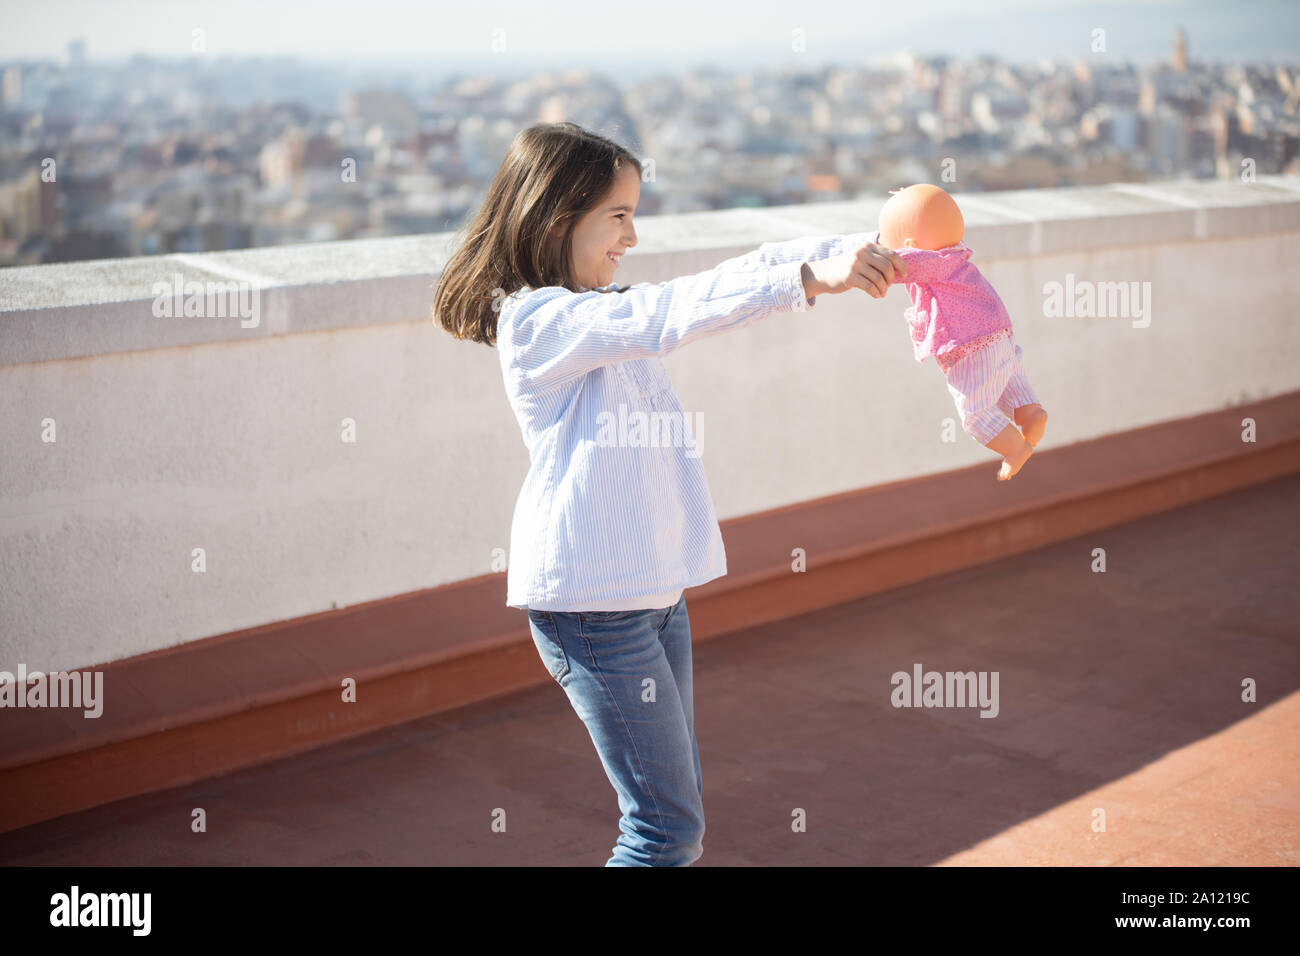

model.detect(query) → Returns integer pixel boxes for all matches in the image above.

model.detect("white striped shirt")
[496,229,877,610]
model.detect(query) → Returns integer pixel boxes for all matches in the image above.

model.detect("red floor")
[3,473,1298,866]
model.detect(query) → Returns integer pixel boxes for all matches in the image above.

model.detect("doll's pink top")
[890,241,1013,371]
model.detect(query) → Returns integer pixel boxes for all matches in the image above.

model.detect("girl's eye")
[615,214,626,220]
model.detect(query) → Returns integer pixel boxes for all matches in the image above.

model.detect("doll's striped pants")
[941,334,1040,445]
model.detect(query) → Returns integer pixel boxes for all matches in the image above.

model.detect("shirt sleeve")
[500,260,813,393]
[712,230,879,272]
[891,247,952,285]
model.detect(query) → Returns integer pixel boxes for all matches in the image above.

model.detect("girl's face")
[567,164,640,290]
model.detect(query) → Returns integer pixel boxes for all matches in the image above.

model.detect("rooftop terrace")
[1,176,1298,863]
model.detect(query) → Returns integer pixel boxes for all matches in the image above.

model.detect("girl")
[432,121,904,866]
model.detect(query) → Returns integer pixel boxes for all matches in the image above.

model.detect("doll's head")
[878,184,964,251]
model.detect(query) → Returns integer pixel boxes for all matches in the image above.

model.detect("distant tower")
[1172,27,1187,72]
[66,38,86,68]
[2,65,22,108]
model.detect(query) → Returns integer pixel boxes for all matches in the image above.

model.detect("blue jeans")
[527,595,705,866]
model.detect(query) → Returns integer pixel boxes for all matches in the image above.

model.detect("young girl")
[432,121,905,866]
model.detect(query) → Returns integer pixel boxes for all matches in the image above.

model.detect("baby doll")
[878,184,1048,480]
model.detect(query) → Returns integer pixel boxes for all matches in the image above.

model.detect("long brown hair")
[432,122,642,346]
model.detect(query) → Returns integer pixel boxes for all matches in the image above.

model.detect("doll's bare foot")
[986,424,1034,480]
[1014,404,1048,447]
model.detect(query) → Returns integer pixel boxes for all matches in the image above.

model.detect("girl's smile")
[569,163,639,289]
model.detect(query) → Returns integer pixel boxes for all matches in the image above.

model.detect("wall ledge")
[3,175,1299,366]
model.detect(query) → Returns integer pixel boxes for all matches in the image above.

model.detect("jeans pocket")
[577,609,640,623]
[528,611,570,684]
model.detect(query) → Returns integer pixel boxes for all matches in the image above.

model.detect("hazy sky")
[3,0,1298,70]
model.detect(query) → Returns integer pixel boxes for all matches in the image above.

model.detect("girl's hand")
[802,242,907,299]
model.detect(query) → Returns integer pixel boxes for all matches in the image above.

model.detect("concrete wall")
[3,176,1300,673]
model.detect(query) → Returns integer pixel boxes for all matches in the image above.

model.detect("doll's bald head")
[878,184,964,251]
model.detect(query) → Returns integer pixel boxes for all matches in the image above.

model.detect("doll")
[878,184,1048,480]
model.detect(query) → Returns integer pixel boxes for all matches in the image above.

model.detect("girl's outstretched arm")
[499,259,814,393]
[713,231,879,272]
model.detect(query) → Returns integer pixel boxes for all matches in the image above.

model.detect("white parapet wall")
[2,176,1300,673]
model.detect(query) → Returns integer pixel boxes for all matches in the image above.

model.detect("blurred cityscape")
[1,28,1298,267]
